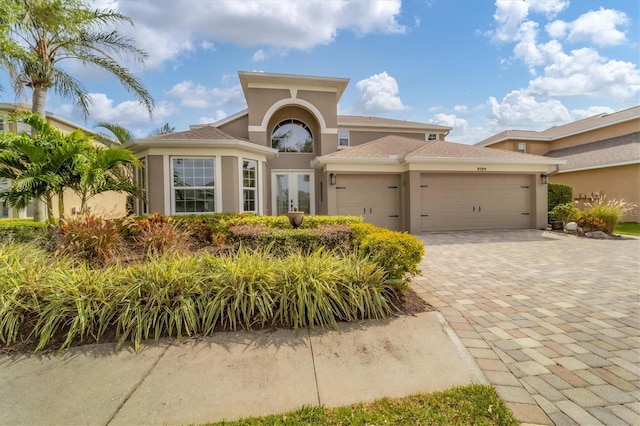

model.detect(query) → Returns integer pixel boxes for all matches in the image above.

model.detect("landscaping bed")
[0,214,428,353]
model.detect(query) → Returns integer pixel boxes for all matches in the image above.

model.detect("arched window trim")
[271,118,314,153]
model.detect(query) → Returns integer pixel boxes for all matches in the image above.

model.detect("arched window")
[271,119,314,153]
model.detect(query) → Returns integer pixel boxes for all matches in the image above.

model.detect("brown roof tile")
[338,115,451,131]
[143,125,241,141]
[545,132,640,170]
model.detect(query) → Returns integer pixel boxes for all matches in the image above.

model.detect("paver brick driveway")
[411,230,640,426]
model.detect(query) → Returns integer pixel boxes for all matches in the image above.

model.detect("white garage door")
[336,174,401,231]
[420,174,532,232]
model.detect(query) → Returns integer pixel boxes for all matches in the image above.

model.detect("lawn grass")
[615,222,640,236]
[207,384,516,426]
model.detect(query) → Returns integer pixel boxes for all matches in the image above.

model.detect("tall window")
[172,158,215,213]
[338,130,350,148]
[271,119,314,153]
[137,157,148,215]
[0,113,7,132]
[242,159,257,213]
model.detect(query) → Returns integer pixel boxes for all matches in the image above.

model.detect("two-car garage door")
[420,174,532,232]
[334,173,534,232]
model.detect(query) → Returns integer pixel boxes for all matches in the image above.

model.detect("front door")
[272,171,314,215]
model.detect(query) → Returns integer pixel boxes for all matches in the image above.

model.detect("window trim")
[517,142,527,154]
[338,129,350,149]
[427,133,437,141]
[240,158,259,213]
[170,156,218,215]
[271,118,314,153]
[137,157,148,215]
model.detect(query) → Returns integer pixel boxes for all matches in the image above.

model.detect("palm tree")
[95,121,134,145]
[73,145,142,214]
[0,112,90,223]
[1,0,154,118]
[152,122,175,136]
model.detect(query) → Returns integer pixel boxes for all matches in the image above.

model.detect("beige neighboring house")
[0,103,127,220]
[476,106,640,223]
[128,71,563,233]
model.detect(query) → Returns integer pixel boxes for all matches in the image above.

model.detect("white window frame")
[170,156,218,215]
[240,158,259,213]
[137,157,148,215]
[518,142,527,154]
[427,133,437,141]
[271,170,315,215]
[338,129,350,148]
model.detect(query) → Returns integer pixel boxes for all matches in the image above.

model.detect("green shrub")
[548,183,573,211]
[581,197,638,234]
[359,230,424,286]
[549,203,579,223]
[0,219,48,243]
[133,216,193,258]
[349,223,380,245]
[228,224,352,253]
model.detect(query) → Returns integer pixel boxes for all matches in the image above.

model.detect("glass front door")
[272,172,314,215]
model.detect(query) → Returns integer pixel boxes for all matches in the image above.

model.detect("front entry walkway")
[413,230,640,425]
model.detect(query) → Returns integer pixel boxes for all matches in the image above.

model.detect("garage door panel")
[336,175,401,231]
[420,173,532,232]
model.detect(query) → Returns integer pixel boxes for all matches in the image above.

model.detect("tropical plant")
[549,202,579,223]
[95,121,134,145]
[0,112,91,223]
[582,196,638,234]
[152,122,175,136]
[0,0,154,118]
[548,183,572,212]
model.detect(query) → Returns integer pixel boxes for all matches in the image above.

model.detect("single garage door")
[420,174,532,231]
[336,174,401,230]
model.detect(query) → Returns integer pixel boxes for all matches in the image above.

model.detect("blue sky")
[2,0,639,143]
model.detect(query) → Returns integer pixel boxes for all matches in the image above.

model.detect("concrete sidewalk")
[0,311,485,426]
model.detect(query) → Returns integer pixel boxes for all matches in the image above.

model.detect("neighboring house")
[0,103,125,219]
[476,106,640,222]
[128,71,563,233]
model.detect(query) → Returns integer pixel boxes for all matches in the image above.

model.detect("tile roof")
[476,105,640,146]
[320,135,561,164]
[545,132,640,170]
[142,125,242,141]
[338,115,451,131]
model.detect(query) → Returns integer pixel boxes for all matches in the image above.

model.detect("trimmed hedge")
[548,183,573,211]
[0,219,49,243]
[229,224,352,253]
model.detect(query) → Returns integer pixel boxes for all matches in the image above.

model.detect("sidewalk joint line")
[307,328,322,407]
[104,344,170,426]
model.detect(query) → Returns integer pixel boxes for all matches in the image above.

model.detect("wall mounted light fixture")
[540,173,549,184]
[329,173,336,185]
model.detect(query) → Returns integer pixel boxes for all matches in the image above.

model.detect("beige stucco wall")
[552,164,640,223]
[486,139,550,155]
[348,130,426,147]
[217,115,249,140]
[52,190,128,219]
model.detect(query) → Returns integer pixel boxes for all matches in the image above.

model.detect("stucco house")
[476,106,640,223]
[128,71,563,233]
[0,103,126,219]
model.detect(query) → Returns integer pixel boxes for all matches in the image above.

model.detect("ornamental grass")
[0,243,398,352]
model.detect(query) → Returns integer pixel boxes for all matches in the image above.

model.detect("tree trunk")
[32,86,48,222]
[45,195,54,224]
[57,190,65,222]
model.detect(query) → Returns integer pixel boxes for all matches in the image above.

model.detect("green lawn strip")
[205,384,516,426]
[615,222,640,236]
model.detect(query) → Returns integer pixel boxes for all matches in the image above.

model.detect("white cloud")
[453,105,468,113]
[570,106,615,120]
[491,0,568,43]
[353,72,407,114]
[487,90,572,129]
[102,0,405,68]
[198,110,228,124]
[55,93,174,129]
[546,8,629,47]
[251,49,267,62]
[526,47,640,99]
[430,113,468,129]
[166,81,212,108]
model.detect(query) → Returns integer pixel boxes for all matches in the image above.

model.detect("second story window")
[338,130,350,148]
[518,142,527,154]
[271,119,314,153]
[428,133,437,141]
